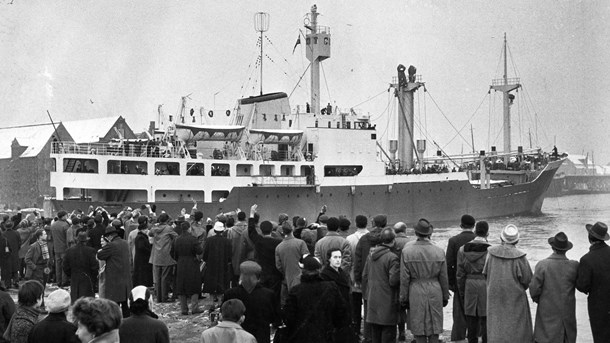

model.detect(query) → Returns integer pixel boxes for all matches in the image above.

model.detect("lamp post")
[254,12,270,95]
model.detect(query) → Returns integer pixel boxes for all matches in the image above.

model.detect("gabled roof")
[0,123,60,159]
[61,116,123,143]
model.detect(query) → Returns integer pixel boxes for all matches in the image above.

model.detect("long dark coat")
[456,238,490,316]
[576,241,610,342]
[320,264,355,343]
[483,244,533,343]
[172,233,203,296]
[247,219,282,290]
[2,229,20,276]
[63,242,98,302]
[530,252,578,343]
[201,233,232,294]
[282,273,348,343]
[132,231,153,287]
[446,230,475,340]
[97,236,132,302]
[27,312,79,343]
[224,283,279,343]
[363,244,400,326]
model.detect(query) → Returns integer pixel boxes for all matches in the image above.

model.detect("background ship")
[46,5,562,224]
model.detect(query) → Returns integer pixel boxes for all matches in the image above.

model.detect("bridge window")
[212,163,230,176]
[187,163,205,176]
[108,160,148,174]
[237,164,253,176]
[64,158,98,173]
[324,165,363,177]
[155,162,179,175]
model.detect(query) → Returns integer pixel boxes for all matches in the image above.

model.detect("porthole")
[329,193,332,197]
[163,194,166,198]
[187,194,191,197]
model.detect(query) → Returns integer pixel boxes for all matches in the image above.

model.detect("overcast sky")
[1,0,609,163]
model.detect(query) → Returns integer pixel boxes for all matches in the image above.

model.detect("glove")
[443,298,448,307]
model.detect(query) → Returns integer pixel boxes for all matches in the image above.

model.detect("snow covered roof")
[0,123,60,159]
[61,116,122,143]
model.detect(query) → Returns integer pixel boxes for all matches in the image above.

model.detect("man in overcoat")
[530,231,578,343]
[400,219,449,343]
[456,221,490,343]
[275,219,309,306]
[483,224,533,343]
[97,225,132,318]
[148,213,177,303]
[576,221,610,342]
[63,230,98,303]
[0,221,20,289]
[446,214,476,341]
[363,228,400,343]
[314,217,352,272]
[246,205,282,300]
[50,211,69,287]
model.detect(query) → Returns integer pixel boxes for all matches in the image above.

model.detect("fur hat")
[460,214,476,228]
[47,289,71,313]
[299,254,322,271]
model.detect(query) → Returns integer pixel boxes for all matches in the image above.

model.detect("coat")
[456,237,490,316]
[200,321,256,343]
[1,229,20,274]
[320,264,355,343]
[119,314,170,343]
[27,312,79,343]
[353,226,383,283]
[314,231,352,273]
[576,241,610,342]
[49,219,69,254]
[227,221,247,275]
[24,242,48,282]
[529,252,578,343]
[148,224,177,266]
[201,233,232,294]
[172,233,203,296]
[363,243,400,325]
[2,305,38,343]
[446,230,476,291]
[400,239,449,336]
[275,237,309,290]
[63,243,99,302]
[97,236,132,302]
[282,273,348,343]
[246,218,282,289]
[0,290,15,342]
[483,243,534,343]
[224,284,279,343]
[133,231,153,287]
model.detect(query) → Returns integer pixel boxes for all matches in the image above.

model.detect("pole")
[260,31,263,95]
[470,124,475,153]
[46,110,63,151]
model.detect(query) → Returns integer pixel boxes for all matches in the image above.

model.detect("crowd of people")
[0,204,608,343]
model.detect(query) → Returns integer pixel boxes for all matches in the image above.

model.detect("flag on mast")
[292,35,301,54]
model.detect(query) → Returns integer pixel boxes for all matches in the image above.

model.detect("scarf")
[40,241,49,260]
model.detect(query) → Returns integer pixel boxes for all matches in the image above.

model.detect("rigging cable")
[320,62,332,106]
[424,87,473,150]
[442,92,489,149]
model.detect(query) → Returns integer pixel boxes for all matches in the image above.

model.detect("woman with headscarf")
[132,217,153,288]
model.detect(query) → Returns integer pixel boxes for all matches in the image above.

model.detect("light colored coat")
[483,243,534,343]
[530,252,578,343]
[400,239,449,336]
[363,243,400,325]
[275,237,309,290]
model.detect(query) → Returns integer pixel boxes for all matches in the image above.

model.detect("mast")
[490,33,521,163]
[254,12,270,95]
[392,65,423,171]
[305,5,330,115]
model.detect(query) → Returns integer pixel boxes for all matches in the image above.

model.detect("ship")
[46,5,563,224]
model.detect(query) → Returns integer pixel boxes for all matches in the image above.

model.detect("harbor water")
[432,193,610,343]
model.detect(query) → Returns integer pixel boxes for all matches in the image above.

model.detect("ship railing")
[391,75,423,84]
[491,77,520,86]
[51,141,191,159]
[251,175,318,187]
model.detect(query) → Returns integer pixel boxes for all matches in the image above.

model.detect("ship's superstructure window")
[108,160,148,174]
[259,165,275,176]
[324,165,363,176]
[280,165,294,176]
[64,159,98,173]
[237,164,253,176]
[211,163,230,176]
[155,162,179,175]
[187,163,205,176]
[212,190,229,202]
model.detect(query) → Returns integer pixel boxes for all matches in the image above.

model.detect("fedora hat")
[414,218,433,236]
[501,224,520,244]
[586,222,609,241]
[548,231,573,251]
[103,225,118,236]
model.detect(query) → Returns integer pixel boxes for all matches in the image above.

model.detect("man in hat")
[202,220,232,307]
[63,230,98,302]
[27,289,78,343]
[227,211,248,287]
[200,299,256,343]
[224,261,279,343]
[119,286,170,343]
[87,214,105,251]
[483,224,533,342]
[530,232,578,343]
[576,221,610,342]
[50,211,70,287]
[456,221,491,343]
[148,213,178,303]
[400,219,449,343]
[363,228,400,343]
[445,214,476,341]
[98,224,132,318]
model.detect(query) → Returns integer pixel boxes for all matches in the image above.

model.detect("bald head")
[393,222,407,233]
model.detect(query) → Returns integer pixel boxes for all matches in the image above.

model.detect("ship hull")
[50,160,561,226]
